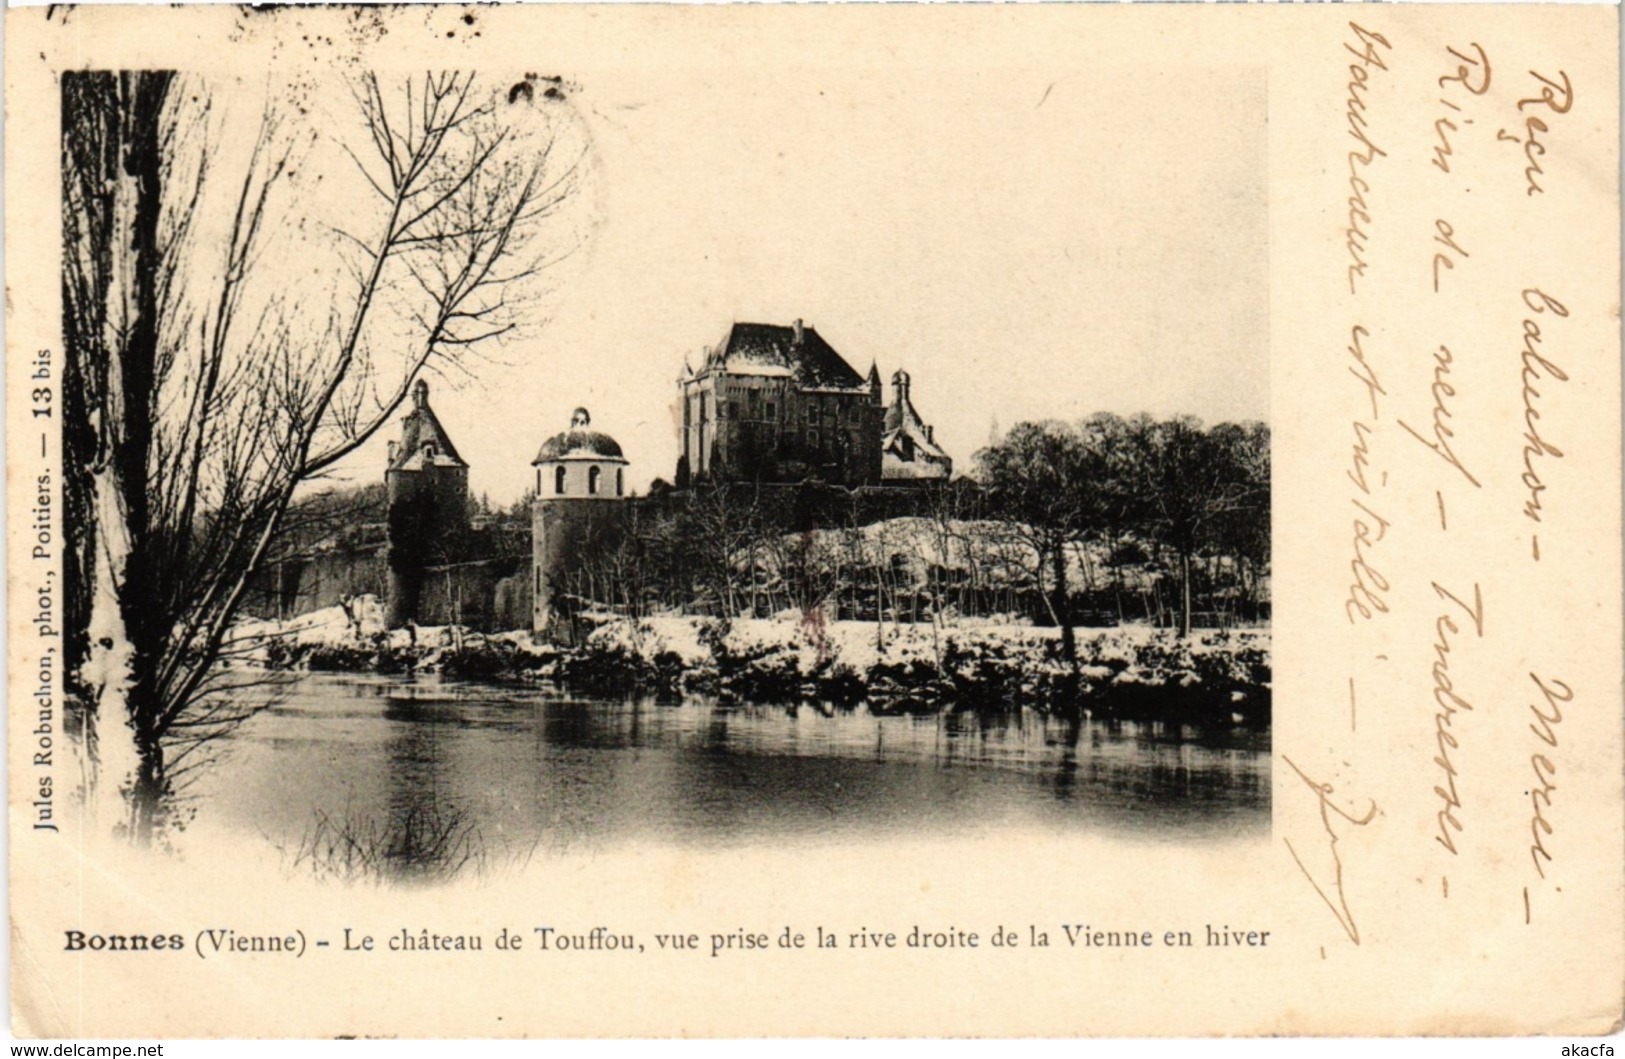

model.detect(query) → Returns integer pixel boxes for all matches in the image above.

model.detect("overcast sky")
[307,59,1268,505]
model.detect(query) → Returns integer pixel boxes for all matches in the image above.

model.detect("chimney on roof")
[387,440,400,465]
[792,318,804,344]
[412,378,429,409]
[926,425,934,444]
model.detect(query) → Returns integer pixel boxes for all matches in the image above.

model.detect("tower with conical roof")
[530,407,630,639]
[385,379,471,627]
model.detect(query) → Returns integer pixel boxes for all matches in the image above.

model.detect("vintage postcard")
[5,2,1620,1040]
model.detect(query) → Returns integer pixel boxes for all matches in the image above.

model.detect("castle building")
[881,369,953,480]
[678,319,885,488]
[358,325,950,639]
[531,407,629,637]
[385,379,469,627]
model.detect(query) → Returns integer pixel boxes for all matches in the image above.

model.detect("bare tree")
[685,482,766,618]
[62,70,589,842]
[975,420,1094,667]
[1120,415,1266,637]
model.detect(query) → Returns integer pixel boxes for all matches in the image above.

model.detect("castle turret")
[531,408,629,639]
[881,368,952,482]
[385,379,469,627]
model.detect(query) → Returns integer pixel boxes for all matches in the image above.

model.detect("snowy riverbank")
[234,600,1270,726]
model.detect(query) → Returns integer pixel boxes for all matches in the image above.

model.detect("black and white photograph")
[56,41,1269,873]
[10,3,1621,1043]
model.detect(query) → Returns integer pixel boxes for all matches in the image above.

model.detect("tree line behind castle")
[252,321,1268,639]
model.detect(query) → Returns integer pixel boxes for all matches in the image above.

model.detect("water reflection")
[197,674,1269,861]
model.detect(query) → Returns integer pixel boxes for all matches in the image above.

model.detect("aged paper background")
[6,3,1621,1039]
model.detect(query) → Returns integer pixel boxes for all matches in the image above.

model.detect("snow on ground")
[585,611,1266,687]
[586,615,713,666]
[229,593,1267,700]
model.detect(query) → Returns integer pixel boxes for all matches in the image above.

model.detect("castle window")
[808,429,820,450]
[589,466,601,495]
[555,466,567,495]
[616,468,624,496]
[424,443,437,458]
[765,401,776,420]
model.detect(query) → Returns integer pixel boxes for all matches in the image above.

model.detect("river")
[188,673,1269,874]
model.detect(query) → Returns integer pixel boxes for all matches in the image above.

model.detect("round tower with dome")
[531,407,629,639]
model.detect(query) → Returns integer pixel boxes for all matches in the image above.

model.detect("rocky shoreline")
[245,604,1270,727]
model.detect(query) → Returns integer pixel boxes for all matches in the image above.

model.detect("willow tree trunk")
[62,70,175,842]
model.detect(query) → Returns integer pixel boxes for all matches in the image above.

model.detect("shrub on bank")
[250,610,1270,727]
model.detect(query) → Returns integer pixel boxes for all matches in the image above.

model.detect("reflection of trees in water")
[263,680,1268,876]
[1050,717,1082,803]
[382,696,452,822]
[931,707,1269,811]
[286,692,493,884]
[568,696,1266,830]
[538,695,646,750]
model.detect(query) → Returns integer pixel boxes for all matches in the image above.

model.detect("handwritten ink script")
[1295,19,1598,949]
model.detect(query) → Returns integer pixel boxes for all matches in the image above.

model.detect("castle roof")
[389,380,467,471]
[883,370,950,463]
[704,320,867,389]
[533,408,627,464]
